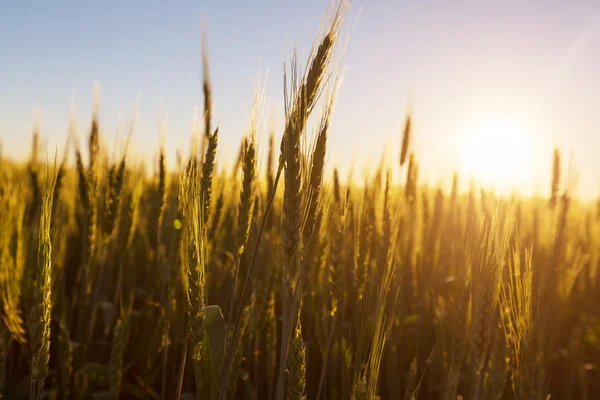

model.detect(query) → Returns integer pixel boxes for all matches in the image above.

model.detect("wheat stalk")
[29,163,56,400]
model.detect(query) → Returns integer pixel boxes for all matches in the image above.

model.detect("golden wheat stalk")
[29,163,57,400]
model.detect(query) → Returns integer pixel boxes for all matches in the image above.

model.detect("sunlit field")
[2,1,600,400]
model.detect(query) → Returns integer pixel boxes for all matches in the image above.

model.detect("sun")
[460,118,533,191]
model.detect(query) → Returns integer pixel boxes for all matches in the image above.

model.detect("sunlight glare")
[460,118,534,191]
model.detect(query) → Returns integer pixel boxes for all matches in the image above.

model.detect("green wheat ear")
[285,308,307,400]
[109,312,130,399]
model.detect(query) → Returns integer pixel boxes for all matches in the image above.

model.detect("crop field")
[1,1,600,399]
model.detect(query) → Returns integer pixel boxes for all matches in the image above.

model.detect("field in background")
[2,2,600,399]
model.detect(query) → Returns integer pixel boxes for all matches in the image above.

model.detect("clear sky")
[2,1,600,198]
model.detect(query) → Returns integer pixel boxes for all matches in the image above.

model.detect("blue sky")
[2,1,600,198]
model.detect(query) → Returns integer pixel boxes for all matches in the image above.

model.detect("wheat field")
[1,2,600,399]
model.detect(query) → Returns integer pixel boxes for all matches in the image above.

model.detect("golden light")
[460,118,534,191]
